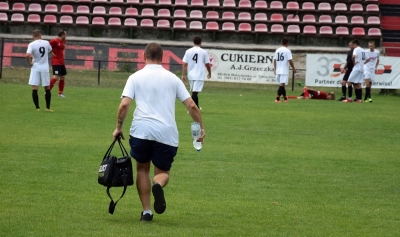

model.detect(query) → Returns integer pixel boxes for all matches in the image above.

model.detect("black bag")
[98,139,134,214]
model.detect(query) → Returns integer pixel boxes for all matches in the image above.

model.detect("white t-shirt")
[121,64,191,147]
[353,46,366,71]
[26,39,52,71]
[364,49,380,70]
[274,46,293,75]
[182,46,210,81]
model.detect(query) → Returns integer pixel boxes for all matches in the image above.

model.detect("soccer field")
[0,81,399,237]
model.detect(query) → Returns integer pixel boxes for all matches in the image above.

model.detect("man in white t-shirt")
[274,38,296,103]
[112,43,205,222]
[181,36,211,109]
[363,41,380,103]
[345,39,366,103]
[26,29,53,111]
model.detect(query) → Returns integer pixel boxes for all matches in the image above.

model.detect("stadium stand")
[379,0,400,57]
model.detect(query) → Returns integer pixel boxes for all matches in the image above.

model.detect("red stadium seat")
[44,15,57,24]
[286,2,299,10]
[368,28,381,36]
[352,27,365,36]
[238,12,251,21]
[271,24,284,33]
[79,0,92,2]
[12,3,25,12]
[367,16,380,25]
[255,13,267,22]
[111,0,124,2]
[287,14,299,22]
[270,13,283,22]
[319,15,332,23]
[45,4,58,13]
[28,4,41,12]
[207,0,220,7]
[190,21,203,29]
[190,10,203,19]
[125,8,138,16]
[206,21,219,30]
[158,9,171,17]
[222,22,235,31]
[141,8,154,17]
[27,14,40,23]
[157,19,170,28]
[303,25,316,34]
[335,16,348,24]
[0,2,9,11]
[302,2,315,10]
[93,6,106,15]
[287,25,300,34]
[159,0,172,5]
[76,16,89,25]
[92,17,105,25]
[350,4,363,12]
[334,3,347,11]
[320,26,333,35]
[222,12,235,20]
[223,0,236,7]
[191,0,204,6]
[142,0,156,4]
[60,5,74,14]
[270,1,283,9]
[239,0,252,8]
[254,1,267,9]
[109,7,122,16]
[206,11,219,19]
[108,18,121,26]
[255,24,268,32]
[0,13,8,22]
[94,0,107,2]
[174,10,186,18]
[173,20,186,29]
[77,6,90,14]
[141,19,154,27]
[124,18,137,26]
[351,16,364,24]
[238,23,251,32]
[175,0,188,6]
[60,15,73,24]
[366,4,379,12]
[126,0,140,3]
[318,3,331,11]
[336,27,349,35]
[303,15,316,23]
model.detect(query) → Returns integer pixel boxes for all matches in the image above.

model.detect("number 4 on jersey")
[192,53,198,64]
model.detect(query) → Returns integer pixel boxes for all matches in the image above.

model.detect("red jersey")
[311,91,328,100]
[49,38,66,65]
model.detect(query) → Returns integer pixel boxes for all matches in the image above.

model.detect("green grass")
[0,72,399,237]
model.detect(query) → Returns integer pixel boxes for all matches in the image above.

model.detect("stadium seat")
[350,4,363,11]
[255,24,268,32]
[93,6,106,15]
[109,7,122,16]
[302,2,315,10]
[126,0,140,3]
[287,25,300,33]
[79,0,92,2]
[335,16,348,24]
[124,18,137,26]
[318,3,331,11]
[366,4,379,12]
[76,16,89,25]
[28,4,41,12]
[191,0,204,6]
[173,10,186,18]
[336,26,349,35]
[125,8,138,16]
[157,19,170,28]
[351,16,364,24]
[223,0,236,7]
[141,19,154,27]
[270,14,283,22]
[77,6,90,14]
[368,28,381,36]
[141,8,154,17]
[303,15,316,23]
[27,14,40,23]
[44,15,57,24]
[175,0,188,6]
[173,20,186,29]
[238,23,251,32]
[286,2,299,10]
[271,24,284,33]
[94,0,107,2]
[12,3,25,12]
[60,5,74,14]
[255,13,267,22]
[222,12,235,20]
[319,15,332,23]
[334,3,347,11]
[238,12,251,21]
[45,4,58,13]
[142,0,156,4]
[319,26,332,35]
[159,0,172,5]
[254,1,267,9]
[108,17,121,26]
[0,2,9,11]
[352,27,365,36]
[190,10,203,19]
[206,11,219,19]
[158,9,171,17]
[303,25,316,34]
[0,13,8,22]
[222,22,235,31]
[270,1,283,9]
[367,16,380,25]
[111,0,124,2]
[190,21,203,30]
[92,17,105,25]
[207,0,220,7]
[239,0,252,8]
[206,21,219,30]
[60,15,73,24]
[287,14,299,22]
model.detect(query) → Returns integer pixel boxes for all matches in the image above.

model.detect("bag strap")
[103,139,117,161]
[106,169,129,215]
[117,138,129,157]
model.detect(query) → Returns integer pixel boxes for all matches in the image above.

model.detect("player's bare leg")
[136,161,152,215]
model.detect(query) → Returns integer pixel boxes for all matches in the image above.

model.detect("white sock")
[143,210,152,215]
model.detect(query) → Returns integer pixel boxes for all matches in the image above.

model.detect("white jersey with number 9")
[274,46,292,75]
[182,46,210,81]
[26,39,52,71]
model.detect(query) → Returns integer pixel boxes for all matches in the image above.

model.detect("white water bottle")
[191,122,202,151]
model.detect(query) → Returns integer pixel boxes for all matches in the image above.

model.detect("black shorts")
[52,65,67,76]
[343,68,353,81]
[129,136,177,171]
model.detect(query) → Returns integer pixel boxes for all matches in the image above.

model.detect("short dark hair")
[369,41,375,45]
[145,43,163,61]
[282,38,289,45]
[352,39,360,46]
[32,29,41,37]
[193,36,202,45]
[58,30,66,37]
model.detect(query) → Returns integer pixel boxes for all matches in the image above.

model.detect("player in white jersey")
[346,39,366,102]
[363,41,380,103]
[181,36,211,110]
[25,29,53,111]
[274,38,296,102]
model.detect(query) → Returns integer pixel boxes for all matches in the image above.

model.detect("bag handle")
[106,169,129,215]
[117,139,129,157]
[103,139,117,161]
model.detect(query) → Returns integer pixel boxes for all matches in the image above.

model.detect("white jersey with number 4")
[364,49,380,70]
[274,46,292,75]
[352,46,366,71]
[26,39,52,71]
[182,46,210,81]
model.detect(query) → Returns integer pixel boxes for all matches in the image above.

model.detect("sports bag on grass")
[98,139,134,214]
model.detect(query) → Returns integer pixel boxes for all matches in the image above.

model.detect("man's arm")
[273,59,276,75]
[375,59,379,69]
[341,61,348,73]
[289,59,296,73]
[205,63,211,79]
[183,97,205,142]
[112,97,132,140]
[181,63,188,82]
[352,55,356,66]
[26,54,33,67]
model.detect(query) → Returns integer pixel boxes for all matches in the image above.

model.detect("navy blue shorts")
[129,136,177,171]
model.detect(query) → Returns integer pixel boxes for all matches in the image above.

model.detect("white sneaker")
[58,94,66,97]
